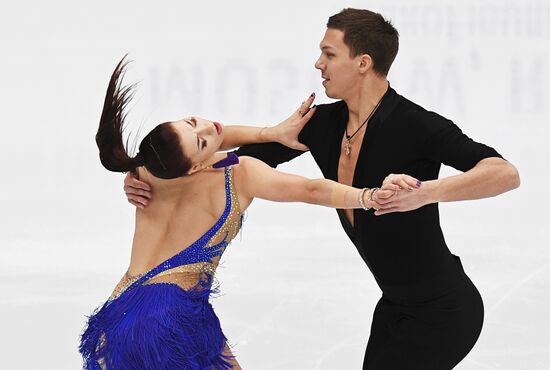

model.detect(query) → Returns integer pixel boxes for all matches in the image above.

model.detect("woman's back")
[111,165,248,298]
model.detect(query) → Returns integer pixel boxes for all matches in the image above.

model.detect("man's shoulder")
[395,94,449,125]
[299,100,345,139]
[314,100,346,117]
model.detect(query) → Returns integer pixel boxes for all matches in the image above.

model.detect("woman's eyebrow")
[189,117,200,150]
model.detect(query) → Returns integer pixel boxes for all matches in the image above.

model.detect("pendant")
[344,140,351,156]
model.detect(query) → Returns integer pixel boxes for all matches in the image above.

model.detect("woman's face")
[171,116,224,169]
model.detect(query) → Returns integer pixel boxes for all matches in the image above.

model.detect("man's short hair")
[327,8,399,76]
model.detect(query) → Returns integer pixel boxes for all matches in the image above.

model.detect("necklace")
[344,96,384,156]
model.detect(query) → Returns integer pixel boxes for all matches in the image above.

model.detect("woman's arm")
[220,93,316,151]
[238,156,407,209]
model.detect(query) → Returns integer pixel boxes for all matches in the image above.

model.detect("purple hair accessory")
[212,152,240,168]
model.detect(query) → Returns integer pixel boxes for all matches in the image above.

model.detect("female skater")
[79,58,415,369]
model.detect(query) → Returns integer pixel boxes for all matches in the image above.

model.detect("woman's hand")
[124,172,152,209]
[266,93,317,151]
[372,174,433,216]
[382,173,421,191]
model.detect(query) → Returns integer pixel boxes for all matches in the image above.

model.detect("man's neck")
[345,77,389,130]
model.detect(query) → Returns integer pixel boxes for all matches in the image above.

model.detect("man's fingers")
[128,194,148,207]
[128,194,148,205]
[375,197,392,205]
[376,189,395,198]
[132,178,151,191]
[125,173,152,191]
[128,199,145,209]
[374,206,399,216]
[124,172,136,186]
[124,185,152,199]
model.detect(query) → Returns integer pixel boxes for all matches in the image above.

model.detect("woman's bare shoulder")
[230,156,258,209]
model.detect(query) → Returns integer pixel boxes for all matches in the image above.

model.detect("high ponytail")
[96,55,143,172]
[96,56,193,179]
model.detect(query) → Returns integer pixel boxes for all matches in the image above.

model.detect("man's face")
[315,28,362,99]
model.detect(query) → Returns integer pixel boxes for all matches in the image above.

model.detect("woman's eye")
[201,140,207,150]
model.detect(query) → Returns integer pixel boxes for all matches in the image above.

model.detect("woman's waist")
[110,263,218,301]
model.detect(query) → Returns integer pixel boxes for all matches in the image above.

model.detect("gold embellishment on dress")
[109,270,145,301]
[149,262,217,277]
[199,166,242,259]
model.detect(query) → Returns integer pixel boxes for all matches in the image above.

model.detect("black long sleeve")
[234,142,305,168]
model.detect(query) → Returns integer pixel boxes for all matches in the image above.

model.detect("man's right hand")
[124,172,152,209]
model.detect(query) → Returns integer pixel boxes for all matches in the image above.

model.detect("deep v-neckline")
[330,86,396,231]
[335,106,370,229]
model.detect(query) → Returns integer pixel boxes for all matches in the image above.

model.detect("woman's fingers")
[290,141,310,151]
[292,104,316,137]
[380,183,400,192]
[384,174,420,190]
[301,103,316,121]
[399,174,420,189]
[297,93,316,116]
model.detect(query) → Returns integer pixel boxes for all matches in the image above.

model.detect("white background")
[0,0,549,369]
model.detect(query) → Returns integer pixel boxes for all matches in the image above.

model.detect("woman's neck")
[136,151,228,197]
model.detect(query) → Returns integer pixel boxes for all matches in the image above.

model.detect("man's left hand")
[373,174,432,216]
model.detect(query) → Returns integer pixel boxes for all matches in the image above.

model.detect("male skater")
[125,8,519,369]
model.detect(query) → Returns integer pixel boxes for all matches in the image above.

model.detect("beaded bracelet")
[369,187,380,202]
[359,188,370,211]
[369,187,380,211]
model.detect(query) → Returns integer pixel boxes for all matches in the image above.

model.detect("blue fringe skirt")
[79,283,233,369]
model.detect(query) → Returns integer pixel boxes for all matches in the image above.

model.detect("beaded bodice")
[109,166,242,300]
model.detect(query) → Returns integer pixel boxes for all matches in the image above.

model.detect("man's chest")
[337,128,365,186]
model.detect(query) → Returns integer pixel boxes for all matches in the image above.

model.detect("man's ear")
[186,162,205,175]
[358,54,373,73]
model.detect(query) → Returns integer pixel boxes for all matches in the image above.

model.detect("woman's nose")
[198,121,215,135]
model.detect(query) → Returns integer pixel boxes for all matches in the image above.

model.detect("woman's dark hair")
[327,8,399,76]
[96,56,192,179]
